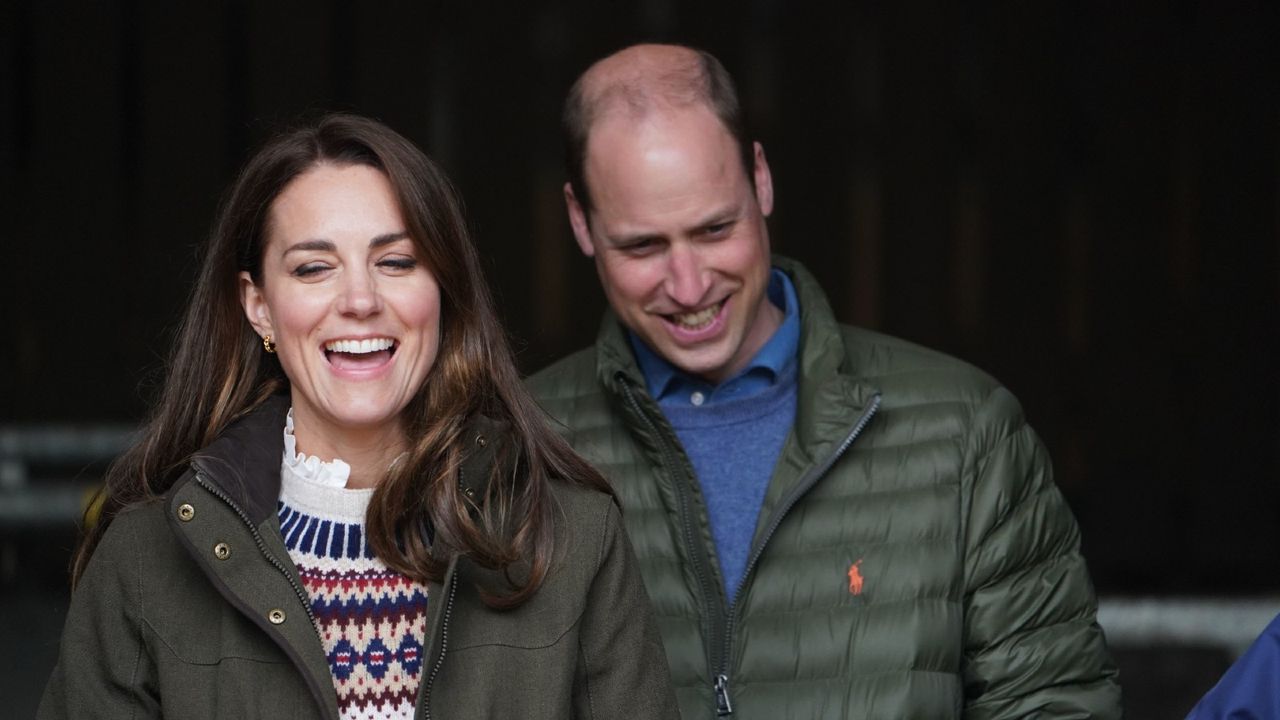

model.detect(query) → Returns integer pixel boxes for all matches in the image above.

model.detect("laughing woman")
[39,114,676,719]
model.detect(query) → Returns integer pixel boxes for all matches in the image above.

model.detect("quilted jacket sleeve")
[38,511,163,720]
[960,387,1122,719]
[572,500,679,719]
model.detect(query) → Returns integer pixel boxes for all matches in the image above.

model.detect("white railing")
[1098,597,1278,657]
[3,424,1278,658]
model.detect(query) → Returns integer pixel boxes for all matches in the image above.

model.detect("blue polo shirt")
[629,269,801,599]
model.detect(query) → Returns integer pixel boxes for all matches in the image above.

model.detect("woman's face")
[240,163,441,451]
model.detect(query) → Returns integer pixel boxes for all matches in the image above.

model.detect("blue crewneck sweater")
[630,270,800,600]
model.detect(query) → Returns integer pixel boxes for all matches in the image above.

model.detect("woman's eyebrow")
[281,232,409,258]
[369,231,410,248]
[281,239,335,257]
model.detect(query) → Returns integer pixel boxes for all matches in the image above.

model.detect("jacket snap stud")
[268,608,286,624]
[475,434,487,447]
[177,504,195,521]
[213,542,231,560]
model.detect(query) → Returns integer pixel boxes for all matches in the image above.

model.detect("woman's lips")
[327,348,394,370]
[323,337,398,372]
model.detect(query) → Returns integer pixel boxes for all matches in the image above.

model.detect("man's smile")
[666,298,727,331]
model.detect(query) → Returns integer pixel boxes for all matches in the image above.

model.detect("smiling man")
[529,44,1121,719]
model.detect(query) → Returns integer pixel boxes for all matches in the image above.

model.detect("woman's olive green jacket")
[38,397,677,719]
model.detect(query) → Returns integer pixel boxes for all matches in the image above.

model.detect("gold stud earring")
[262,335,277,354]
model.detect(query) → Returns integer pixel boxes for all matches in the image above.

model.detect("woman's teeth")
[324,338,395,354]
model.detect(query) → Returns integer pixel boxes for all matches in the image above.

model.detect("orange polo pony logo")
[848,558,865,596]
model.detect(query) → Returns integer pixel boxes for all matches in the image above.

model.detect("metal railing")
[1099,597,1279,656]
[2,423,1277,658]
[0,424,135,527]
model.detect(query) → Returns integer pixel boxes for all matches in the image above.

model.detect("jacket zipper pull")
[715,673,733,716]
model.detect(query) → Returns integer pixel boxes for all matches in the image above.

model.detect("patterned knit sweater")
[277,413,429,719]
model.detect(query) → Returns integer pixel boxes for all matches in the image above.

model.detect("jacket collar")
[190,394,292,525]
[773,256,879,461]
[594,255,879,462]
[187,393,505,527]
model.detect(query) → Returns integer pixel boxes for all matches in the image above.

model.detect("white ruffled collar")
[282,408,352,489]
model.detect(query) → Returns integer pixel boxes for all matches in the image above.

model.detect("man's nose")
[337,270,382,317]
[665,243,710,307]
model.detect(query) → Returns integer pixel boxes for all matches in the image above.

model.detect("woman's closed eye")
[292,262,332,278]
[377,256,418,271]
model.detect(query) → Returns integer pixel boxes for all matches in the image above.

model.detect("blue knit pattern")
[278,500,429,719]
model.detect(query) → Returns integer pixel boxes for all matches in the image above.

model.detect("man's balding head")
[563,44,753,213]
[559,44,778,384]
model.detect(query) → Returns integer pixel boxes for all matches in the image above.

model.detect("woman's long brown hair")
[72,114,611,608]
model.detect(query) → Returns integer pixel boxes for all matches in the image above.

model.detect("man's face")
[566,106,778,384]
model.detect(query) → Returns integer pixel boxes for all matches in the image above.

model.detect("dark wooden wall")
[2,1,1277,595]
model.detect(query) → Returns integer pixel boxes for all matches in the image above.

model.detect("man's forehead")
[585,104,737,171]
[583,113,748,233]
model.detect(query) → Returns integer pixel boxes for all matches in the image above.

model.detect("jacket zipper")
[618,376,727,681]
[192,472,318,626]
[714,394,881,715]
[422,571,459,720]
[191,472,334,719]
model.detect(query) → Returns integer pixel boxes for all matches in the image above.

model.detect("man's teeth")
[324,338,394,354]
[672,303,721,329]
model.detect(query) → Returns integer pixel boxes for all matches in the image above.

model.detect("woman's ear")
[238,271,274,339]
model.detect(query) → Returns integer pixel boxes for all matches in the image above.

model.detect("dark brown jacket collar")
[188,393,504,526]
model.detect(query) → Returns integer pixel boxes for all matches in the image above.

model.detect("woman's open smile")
[240,163,441,459]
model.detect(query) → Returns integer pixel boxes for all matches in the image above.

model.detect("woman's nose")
[337,271,382,317]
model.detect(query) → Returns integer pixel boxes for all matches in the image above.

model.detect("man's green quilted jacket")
[528,257,1121,719]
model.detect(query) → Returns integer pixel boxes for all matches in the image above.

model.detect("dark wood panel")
[2,2,1277,597]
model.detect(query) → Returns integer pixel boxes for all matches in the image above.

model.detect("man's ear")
[564,182,596,258]
[238,271,274,340]
[752,141,774,218]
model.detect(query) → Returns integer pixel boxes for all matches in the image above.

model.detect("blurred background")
[2,1,1277,716]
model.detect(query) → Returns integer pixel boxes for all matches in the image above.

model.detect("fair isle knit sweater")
[277,413,429,719]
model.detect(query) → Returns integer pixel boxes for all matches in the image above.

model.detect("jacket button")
[475,434,487,447]
[177,504,195,521]
[213,542,231,560]
[268,608,286,625]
